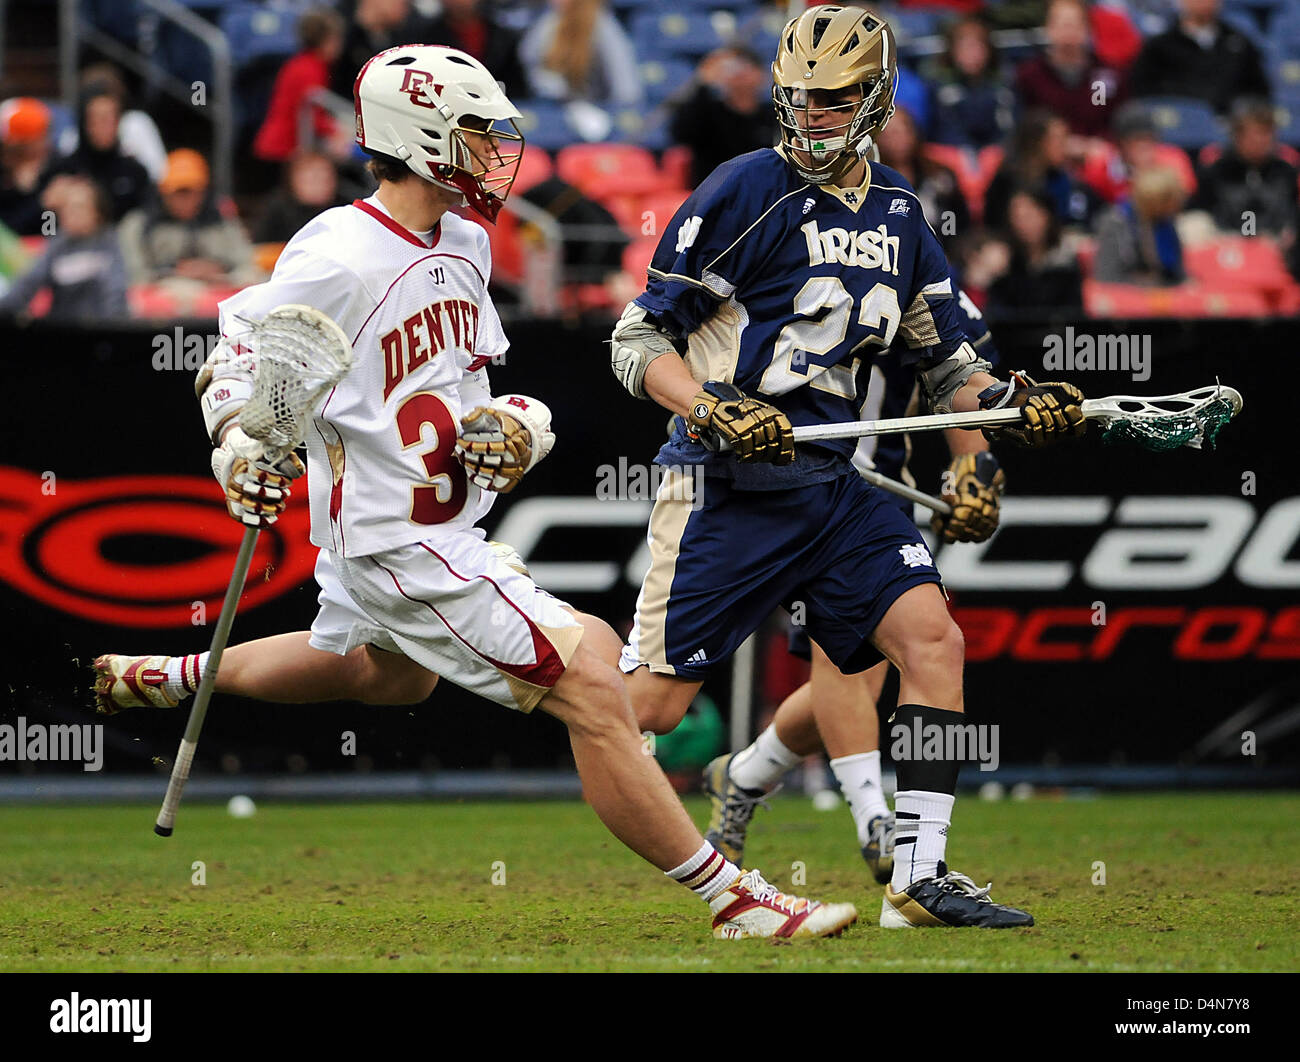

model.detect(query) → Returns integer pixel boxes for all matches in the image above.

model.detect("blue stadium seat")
[631,10,725,62]
[614,0,758,11]
[889,10,944,45]
[1133,97,1226,150]
[1220,7,1268,47]
[640,58,696,107]
[219,3,300,67]
[80,0,140,45]
[513,100,591,152]
[1268,12,1300,59]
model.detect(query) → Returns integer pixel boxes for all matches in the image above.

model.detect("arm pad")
[916,341,994,414]
[196,339,254,444]
[610,301,680,400]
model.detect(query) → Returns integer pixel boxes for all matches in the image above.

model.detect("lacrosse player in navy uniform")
[703,282,1007,887]
[611,5,1085,928]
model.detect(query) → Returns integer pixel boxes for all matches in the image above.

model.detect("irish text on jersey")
[801,219,900,275]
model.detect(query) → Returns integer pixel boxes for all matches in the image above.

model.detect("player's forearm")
[643,352,703,417]
[944,425,988,455]
[950,371,998,414]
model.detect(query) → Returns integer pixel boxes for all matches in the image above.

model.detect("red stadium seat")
[556,143,667,200]
[622,235,660,282]
[1183,236,1300,308]
[1084,280,1272,317]
[635,188,690,239]
[923,143,1000,222]
[661,145,693,189]
[128,284,181,319]
[511,147,554,197]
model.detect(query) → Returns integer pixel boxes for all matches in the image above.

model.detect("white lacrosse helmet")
[353,44,524,222]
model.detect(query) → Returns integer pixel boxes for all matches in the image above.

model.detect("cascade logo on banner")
[0,467,317,627]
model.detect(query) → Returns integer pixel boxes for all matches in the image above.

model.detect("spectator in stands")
[986,187,1085,315]
[985,110,1099,231]
[333,0,415,97]
[1015,0,1126,139]
[254,7,350,165]
[254,152,347,244]
[0,98,57,237]
[1129,0,1270,113]
[520,0,643,107]
[875,104,969,251]
[1093,164,1186,284]
[670,46,775,189]
[421,0,528,100]
[50,78,151,221]
[1079,100,1196,204]
[119,149,259,290]
[923,16,1015,149]
[59,64,168,184]
[0,175,127,321]
[519,175,628,289]
[1189,98,1298,273]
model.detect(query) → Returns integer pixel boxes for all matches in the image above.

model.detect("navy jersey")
[861,286,1000,484]
[637,148,969,489]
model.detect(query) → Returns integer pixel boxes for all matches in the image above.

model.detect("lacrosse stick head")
[233,305,354,461]
[1094,384,1243,452]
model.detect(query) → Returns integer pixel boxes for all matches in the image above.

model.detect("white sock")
[729,724,802,791]
[892,790,955,889]
[163,653,206,700]
[666,842,741,902]
[830,751,890,845]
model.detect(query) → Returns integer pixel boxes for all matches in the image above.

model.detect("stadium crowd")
[0,0,1297,321]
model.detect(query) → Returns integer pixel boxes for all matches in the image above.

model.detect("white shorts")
[307,535,583,712]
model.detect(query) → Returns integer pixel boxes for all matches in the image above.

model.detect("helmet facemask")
[430,113,524,222]
[773,69,895,185]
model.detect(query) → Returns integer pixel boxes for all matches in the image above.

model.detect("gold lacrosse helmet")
[772,5,898,185]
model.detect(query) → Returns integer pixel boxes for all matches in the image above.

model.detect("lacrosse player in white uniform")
[93,44,858,941]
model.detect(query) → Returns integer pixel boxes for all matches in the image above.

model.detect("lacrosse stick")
[154,305,353,837]
[859,466,952,516]
[791,384,1244,452]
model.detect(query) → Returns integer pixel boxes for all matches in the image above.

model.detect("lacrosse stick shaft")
[859,466,952,516]
[792,406,1025,443]
[154,526,260,836]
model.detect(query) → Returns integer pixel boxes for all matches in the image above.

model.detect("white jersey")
[217,195,507,557]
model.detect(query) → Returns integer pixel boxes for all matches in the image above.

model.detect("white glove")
[211,426,306,527]
[455,394,556,493]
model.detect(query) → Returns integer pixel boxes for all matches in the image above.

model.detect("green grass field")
[0,792,1295,972]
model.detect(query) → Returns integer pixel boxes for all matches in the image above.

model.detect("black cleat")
[881,861,1034,928]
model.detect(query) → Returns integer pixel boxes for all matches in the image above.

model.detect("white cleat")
[92,654,180,715]
[709,869,858,940]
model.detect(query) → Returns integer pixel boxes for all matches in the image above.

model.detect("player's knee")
[355,647,437,705]
[553,647,637,741]
[897,620,965,680]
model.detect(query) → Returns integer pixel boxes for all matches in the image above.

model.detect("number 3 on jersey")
[395,391,468,525]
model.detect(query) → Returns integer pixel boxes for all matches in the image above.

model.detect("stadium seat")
[556,143,666,200]
[622,235,660,282]
[661,145,693,189]
[511,147,554,197]
[1084,280,1272,317]
[631,10,725,62]
[631,188,691,240]
[219,3,300,66]
[1183,236,1300,307]
[640,58,695,107]
[1131,97,1225,150]
[513,100,586,151]
[922,144,1001,221]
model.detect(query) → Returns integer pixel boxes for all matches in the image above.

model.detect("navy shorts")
[620,468,943,679]
[786,485,917,662]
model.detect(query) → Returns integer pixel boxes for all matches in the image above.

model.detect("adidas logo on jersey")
[800,219,900,275]
[888,197,911,216]
[687,649,708,666]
